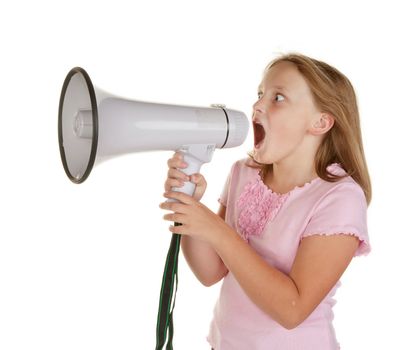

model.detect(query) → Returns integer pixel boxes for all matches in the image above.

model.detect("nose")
[252,96,265,115]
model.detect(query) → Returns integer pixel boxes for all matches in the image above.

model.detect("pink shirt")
[207,158,370,350]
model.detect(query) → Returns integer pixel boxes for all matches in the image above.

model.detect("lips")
[253,121,266,148]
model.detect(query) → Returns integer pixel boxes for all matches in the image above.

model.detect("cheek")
[270,119,305,146]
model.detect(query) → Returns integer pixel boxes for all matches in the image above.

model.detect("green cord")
[155,225,182,349]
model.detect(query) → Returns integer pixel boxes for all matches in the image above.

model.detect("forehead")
[260,61,311,96]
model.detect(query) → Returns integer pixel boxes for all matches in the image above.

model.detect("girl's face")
[252,61,322,166]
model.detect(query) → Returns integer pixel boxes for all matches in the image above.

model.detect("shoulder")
[320,163,367,207]
[309,164,368,225]
[311,179,368,228]
[227,157,261,180]
[232,156,259,169]
[301,163,366,204]
[221,157,262,205]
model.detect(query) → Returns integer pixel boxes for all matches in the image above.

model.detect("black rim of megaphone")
[58,67,98,184]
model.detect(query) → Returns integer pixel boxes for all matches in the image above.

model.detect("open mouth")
[253,122,265,149]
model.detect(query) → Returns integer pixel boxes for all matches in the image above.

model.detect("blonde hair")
[249,53,372,205]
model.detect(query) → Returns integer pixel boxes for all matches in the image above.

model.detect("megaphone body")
[58,67,249,196]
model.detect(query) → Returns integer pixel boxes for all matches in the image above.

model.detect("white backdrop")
[1,0,416,349]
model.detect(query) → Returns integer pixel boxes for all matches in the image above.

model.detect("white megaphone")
[58,67,249,196]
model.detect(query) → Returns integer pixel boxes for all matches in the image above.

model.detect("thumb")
[190,174,202,184]
[190,173,207,202]
[190,174,207,188]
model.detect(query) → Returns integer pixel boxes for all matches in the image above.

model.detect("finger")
[159,201,187,213]
[168,224,185,235]
[190,173,206,185]
[164,178,186,192]
[163,213,187,223]
[163,191,195,205]
[167,168,190,182]
[174,151,184,161]
[167,156,188,170]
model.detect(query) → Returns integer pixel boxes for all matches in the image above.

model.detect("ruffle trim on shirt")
[237,172,290,241]
[226,162,349,242]
[301,231,371,257]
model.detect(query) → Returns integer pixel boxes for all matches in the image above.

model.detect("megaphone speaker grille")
[58,67,98,183]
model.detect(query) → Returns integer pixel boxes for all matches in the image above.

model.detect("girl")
[159,53,371,350]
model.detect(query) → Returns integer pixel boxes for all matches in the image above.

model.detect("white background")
[0,0,416,349]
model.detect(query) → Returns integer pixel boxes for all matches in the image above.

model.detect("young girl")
[159,53,371,350]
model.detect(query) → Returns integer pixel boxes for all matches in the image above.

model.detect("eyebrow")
[257,85,288,93]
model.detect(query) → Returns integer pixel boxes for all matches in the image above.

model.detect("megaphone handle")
[169,144,215,199]
[171,156,197,197]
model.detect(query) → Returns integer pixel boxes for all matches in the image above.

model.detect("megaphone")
[58,66,249,349]
[58,67,249,196]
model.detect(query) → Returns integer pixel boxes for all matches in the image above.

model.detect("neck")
[264,158,318,195]
[261,133,323,194]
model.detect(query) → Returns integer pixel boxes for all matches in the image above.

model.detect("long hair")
[249,53,372,205]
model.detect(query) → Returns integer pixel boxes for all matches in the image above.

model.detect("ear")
[309,113,334,136]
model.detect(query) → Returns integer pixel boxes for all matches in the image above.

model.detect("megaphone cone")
[58,67,98,183]
[58,67,249,185]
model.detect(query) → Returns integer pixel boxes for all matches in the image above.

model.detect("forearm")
[181,235,228,287]
[161,190,354,330]
[212,225,301,329]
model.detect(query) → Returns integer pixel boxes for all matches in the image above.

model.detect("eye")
[275,94,285,102]
[257,92,263,100]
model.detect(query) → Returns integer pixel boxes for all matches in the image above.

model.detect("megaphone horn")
[58,67,249,190]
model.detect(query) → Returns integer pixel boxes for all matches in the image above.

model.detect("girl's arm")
[212,226,359,329]
[161,190,359,330]
[181,204,228,286]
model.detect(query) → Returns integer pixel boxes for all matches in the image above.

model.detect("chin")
[252,149,270,165]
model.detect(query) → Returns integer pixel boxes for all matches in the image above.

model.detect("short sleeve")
[218,161,238,207]
[302,182,371,257]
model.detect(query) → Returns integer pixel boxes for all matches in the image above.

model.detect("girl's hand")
[159,191,227,245]
[164,152,207,202]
